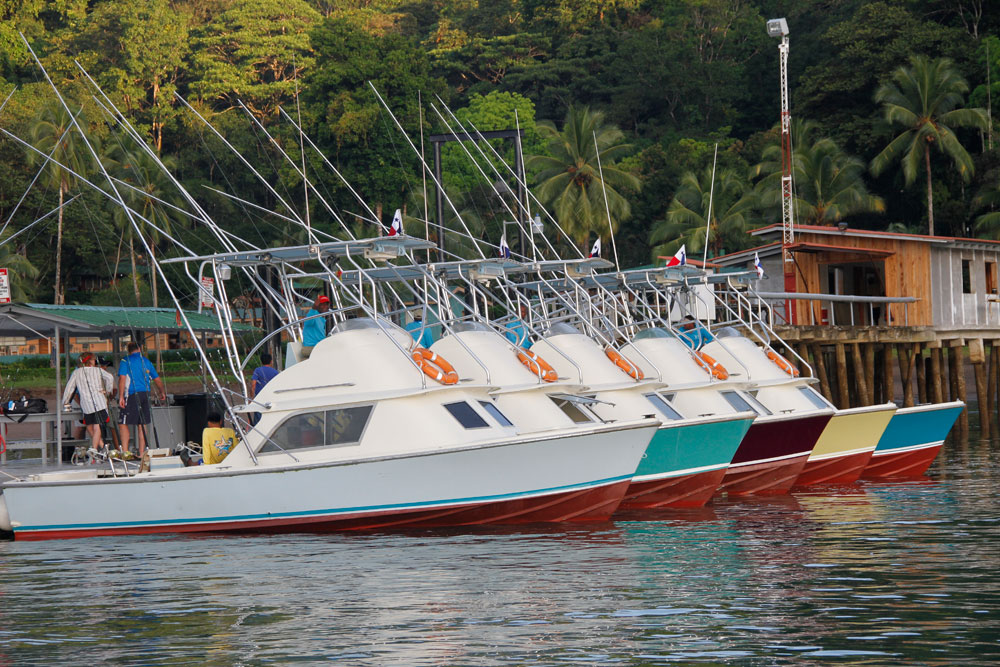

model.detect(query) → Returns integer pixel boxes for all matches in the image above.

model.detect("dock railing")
[745,291,918,327]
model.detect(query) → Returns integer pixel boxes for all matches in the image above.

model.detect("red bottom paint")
[718,454,809,496]
[618,468,728,510]
[795,450,875,487]
[14,480,632,541]
[861,444,943,479]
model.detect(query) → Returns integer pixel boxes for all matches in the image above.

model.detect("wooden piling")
[930,347,944,404]
[898,343,915,408]
[863,343,876,405]
[835,343,850,409]
[916,349,928,405]
[812,343,832,402]
[990,343,999,440]
[883,343,895,405]
[951,342,969,433]
[851,343,868,408]
[971,339,989,436]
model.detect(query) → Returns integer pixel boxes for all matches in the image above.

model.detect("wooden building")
[712,224,1000,333]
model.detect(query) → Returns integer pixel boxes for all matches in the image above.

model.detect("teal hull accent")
[875,403,963,454]
[635,416,753,480]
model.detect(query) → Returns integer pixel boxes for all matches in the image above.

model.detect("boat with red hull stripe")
[719,412,831,496]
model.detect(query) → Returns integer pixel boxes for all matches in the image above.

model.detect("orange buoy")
[605,347,644,380]
[695,351,729,381]
[412,347,459,385]
[516,349,558,382]
[767,349,800,377]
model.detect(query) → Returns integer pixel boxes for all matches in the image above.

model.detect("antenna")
[593,130,620,271]
[702,143,718,268]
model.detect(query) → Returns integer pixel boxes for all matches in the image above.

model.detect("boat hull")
[619,415,753,509]
[719,413,831,496]
[2,423,656,541]
[795,405,896,486]
[862,401,963,479]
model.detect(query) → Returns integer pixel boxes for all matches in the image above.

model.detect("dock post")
[949,342,968,434]
[863,343,876,405]
[989,342,999,439]
[899,343,915,408]
[883,343,895,404]
[812,343,832,402]
[971,339,989,436]
[835,343,850,408]
[930,346,944,404]
[916,348,927,405]
[851,343,869,408]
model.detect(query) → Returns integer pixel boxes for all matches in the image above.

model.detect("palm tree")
[650,167,755,260]
[973,173,1000,238]
[871,56,988,235]
[526,107,640,250]
[28,105,94,305]
[754,119,885,226]
[0,230,41,302]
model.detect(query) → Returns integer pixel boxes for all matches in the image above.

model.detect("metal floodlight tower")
[768,17,796,322]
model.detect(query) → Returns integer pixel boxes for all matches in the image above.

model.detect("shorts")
[83,409,109,425]
[120,392,152,425]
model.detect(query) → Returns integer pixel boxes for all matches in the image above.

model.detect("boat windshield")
[451,321,493,333]
[634,327,671,340]
[714,327,743,339]
[548,322,582,336]
[333,317,396,333]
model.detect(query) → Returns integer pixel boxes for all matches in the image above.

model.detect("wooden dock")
[773,325,1000,438]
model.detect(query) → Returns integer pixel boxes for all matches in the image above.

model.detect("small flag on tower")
[754,251,765,278]
[665,244,686,267]
[387,208,403,237]
[589,237,601,258]
[499,234,511,259]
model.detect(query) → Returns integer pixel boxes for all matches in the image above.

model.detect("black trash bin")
[171,393,224,444]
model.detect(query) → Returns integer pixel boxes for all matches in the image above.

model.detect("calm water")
[1,433,998,665]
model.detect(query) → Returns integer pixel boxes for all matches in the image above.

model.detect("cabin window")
[549,395,598,424]
[261,405,373,453]
[326,406,374,445]
[987,261,997,295]
[478,400,514,427]
[444,401,489,429]
[962,259,972,293]
[798,386,832,410]
[644,393,683,420]
[721,390,771,416]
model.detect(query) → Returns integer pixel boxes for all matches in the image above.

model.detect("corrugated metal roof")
[13,304,255,334]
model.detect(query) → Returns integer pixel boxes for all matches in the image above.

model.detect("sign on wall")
[199,276,215,308]
[0,268,11,304]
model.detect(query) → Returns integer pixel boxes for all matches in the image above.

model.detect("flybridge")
[159,237,436,268]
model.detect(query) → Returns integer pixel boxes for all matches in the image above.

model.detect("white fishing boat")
[0,304,657,541]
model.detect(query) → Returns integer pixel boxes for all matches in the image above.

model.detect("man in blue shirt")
[404,315,434,348]
[504,304,533,349]
[250,352,279,425]
[302,295,330,359]
[117,341,166,458]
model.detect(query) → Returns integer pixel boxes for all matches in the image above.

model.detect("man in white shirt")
[62,353,116,452]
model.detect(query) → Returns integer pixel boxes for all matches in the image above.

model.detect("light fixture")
[766,18,788,37]
[838,221,848,232]
[216,263,232,281]
[531,213,544,235]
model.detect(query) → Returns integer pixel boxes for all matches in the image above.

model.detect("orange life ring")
[412,347,459,385]
[695,351,729,381]
[605,347,644,380]
[517,349,558,382]
[767,349,800,377]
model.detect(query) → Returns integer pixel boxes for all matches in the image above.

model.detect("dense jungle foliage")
[0,0,997,306]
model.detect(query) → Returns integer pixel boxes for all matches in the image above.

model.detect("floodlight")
[767,18,788,38]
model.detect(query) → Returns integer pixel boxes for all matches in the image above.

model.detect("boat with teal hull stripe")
[619,414,754,509]
[863,401,964,478]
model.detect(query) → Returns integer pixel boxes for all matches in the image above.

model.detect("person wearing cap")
[61,352,116,453]
[302,294,331,359]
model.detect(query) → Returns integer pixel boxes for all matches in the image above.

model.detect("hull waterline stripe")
[630,462,729,483]
[872,440,944,457]
[16,473,632,533]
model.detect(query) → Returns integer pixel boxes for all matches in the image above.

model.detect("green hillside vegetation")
[0,0,997,307]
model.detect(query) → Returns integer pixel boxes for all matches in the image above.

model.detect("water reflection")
[0,432,997,664]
